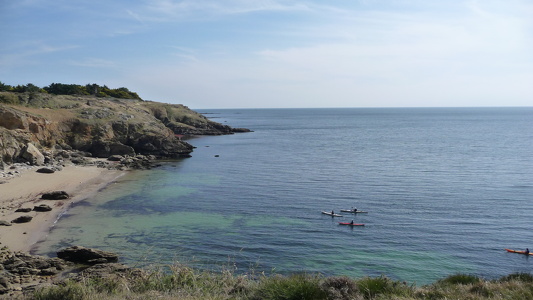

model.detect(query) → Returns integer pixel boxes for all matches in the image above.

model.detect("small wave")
[510,185,532,189]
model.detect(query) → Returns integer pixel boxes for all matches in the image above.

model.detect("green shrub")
[437,273,481,285]
[414,288,447,300]
[32,280,86,300]
[86,277,123,294]
[0,92,19,105]
[500,273,533,283]
[320,276,357,299]
[356,275,414,299]
[251,273,327,300]
[469,282,493,297]
[131,265,197,293]
[357,276,393,299]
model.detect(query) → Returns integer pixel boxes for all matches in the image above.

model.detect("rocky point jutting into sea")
[0,90,250,297]
[0,90,250,171]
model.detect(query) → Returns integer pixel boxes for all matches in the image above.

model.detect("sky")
[0,0,532,109]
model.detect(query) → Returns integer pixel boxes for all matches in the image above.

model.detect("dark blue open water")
[34,107,533,285]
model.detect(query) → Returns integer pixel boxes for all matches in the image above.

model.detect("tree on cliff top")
[42,83,143,100]
[1,81,143,100]
[0,81,13,91]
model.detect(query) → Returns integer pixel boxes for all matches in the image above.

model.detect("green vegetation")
[0,81,142,100]
[436,273,482,285]
[144,101,209,126]
[0,92,20,105]
[250,274,327,300]
[26,264,533,300]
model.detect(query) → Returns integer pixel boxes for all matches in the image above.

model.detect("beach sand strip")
[0,165,125,253]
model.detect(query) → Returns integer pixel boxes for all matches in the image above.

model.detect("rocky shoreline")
[0,244,139,297]
[0,156,170,297]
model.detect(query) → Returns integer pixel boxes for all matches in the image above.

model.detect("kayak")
[505,249,533,256]
[339,222,365,226]
[322,211,343,217]
[340,209,368,213]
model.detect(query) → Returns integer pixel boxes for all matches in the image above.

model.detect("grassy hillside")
[28,265,533,300]
[0,91,233,133]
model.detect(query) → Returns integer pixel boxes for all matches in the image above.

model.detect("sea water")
[33,107,533,285]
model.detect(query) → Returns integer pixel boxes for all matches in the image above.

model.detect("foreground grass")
[27,266,533,300]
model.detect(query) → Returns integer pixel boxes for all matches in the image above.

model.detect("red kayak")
[505,249,533,256]
[339,222,365,226]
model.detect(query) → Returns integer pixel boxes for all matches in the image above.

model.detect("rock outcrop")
[11,215,33,223]
[57,246,119,265]
[0,250,70,295]
[21,143,45,166]
[41,191,69,200]
[36,167,55,174]
[147,102,252,135]
[33,204,52,212]
[0,246,124,296]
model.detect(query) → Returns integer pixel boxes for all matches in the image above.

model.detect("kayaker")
[350,220,354,225]
[526,248,530,255]
[331,210,334,215]
[352,206,358,212]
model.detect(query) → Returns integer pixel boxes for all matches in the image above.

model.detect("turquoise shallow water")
[34,107,533,285]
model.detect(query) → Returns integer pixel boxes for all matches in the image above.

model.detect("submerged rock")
[57,246,119,265]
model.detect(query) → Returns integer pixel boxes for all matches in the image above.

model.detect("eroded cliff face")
[0,93,246,167]
[0,107,56,166]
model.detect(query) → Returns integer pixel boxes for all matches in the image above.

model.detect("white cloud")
[0,42,79,67]
[132,0,312,22]
[69,58,116,68]
[256,0,533,83]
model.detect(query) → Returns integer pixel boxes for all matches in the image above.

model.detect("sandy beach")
[0,164,125,253]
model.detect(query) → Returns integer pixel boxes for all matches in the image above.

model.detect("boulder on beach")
[21,143,45,166]
[57,246,119,265]
[107,155,123,161]
[0,220,12,226]
[15,208,32,213]
[11,215,33,223]
[33,204,52,212]
[41,191,69,200]
[36,167,55,174]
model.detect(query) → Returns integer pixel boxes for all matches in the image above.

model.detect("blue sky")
[1,0,532,108]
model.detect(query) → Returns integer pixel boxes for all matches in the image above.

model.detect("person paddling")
[526,248,530,255]
[350,220,354,225]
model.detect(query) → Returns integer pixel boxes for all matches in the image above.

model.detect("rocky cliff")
[0,92,249,168]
